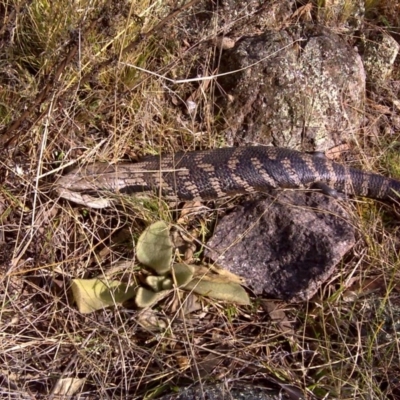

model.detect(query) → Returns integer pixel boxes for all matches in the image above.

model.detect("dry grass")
[1,0,400,398]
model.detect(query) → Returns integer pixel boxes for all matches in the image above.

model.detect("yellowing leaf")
[194,265,245,284]
[136,221,172,274]
[71,278,136,314]
[184,279,250,305]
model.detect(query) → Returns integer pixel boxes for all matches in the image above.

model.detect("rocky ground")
[1,1,400,398]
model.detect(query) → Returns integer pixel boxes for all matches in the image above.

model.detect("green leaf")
[136,221,172,274]
[146,275,171,292]
[145,264,194,292]
[184,279,250,305]
[172,263,195,286]
[162,277,173,290]
[135,287,170,308]
[71,278,136,314]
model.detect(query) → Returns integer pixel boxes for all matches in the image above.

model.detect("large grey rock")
[205,191,355,302]
[218,25,365,151]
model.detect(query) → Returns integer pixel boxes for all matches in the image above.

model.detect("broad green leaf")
[172,263,195,286]
[136,221,172,274]
[184,279,250,305]
[135,287,170,308]
[71,278,136,314]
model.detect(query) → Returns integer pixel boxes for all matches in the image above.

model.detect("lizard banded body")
[56,146,400,208]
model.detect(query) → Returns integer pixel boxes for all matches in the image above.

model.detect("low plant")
[71,221,250,313]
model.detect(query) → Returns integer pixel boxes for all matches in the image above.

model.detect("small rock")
[363,31,399,85]
[205,191,355,302]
